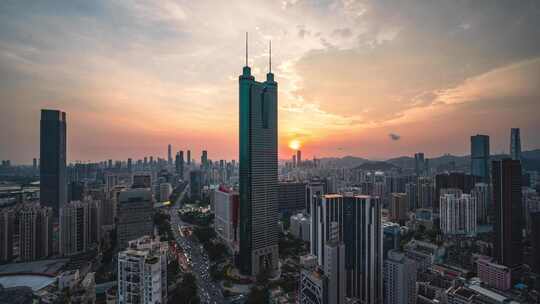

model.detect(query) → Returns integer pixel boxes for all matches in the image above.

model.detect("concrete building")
[117,236,168,304]
[306,181,325,215]
[389,193,408,224]
[471,183,490,225]
[476,256,511,291]
[440,193,477,236]
[238,41,279,277]
[470,134,490,182]
[159,183,172,202]
[18,205,53,261]
[405,183,417,211]
[213,186,239,252]
[60,201,90,256]
[0,209,14,263]
[290,213,310,242]
[324,221,345,304]
[278,181,307,214]
[117,189,154,249]
[384,250,417,304]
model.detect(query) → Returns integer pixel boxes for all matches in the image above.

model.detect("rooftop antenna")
[269,40,272,73]
[245,32,248,66]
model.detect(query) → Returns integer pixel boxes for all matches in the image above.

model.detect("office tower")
[531,212,540,274]
[175,151,184,177]
[343,195,382,302]
[167,144,172,166]
[389,193,408,224]
[472,183,490,224]
[324,221,346,304]
[405,182,417,211]
[118,236,168,304]
[292,154,297,167]
[40,109,67,216]
[132,174,151,188]
[493,159,523,268]
[60,201,90,256]
[159,183,172,202]
[297,150,302,167]
[238,37,279,276]
[417,177,433,209]
[311,195,344,266]
[127,158,132,172]
[201,150,208,169]
[471,134,490,182]
[383,222,401,259]
[384,250,417,304]
[510,128,521,161]
[0,209,14,263]
[440,193,477,236]
[18,205,53,261]
[300,268,328,304]
[143,157,148,167]
[187,150,191,165]
[190,170,202,201]
[88,199,102,245]
[306,181,325,215]
[278,181,307,214]
[214,187,240,252]
[117,189,154,249]
[414,153,425,176]
[32,158,38,172]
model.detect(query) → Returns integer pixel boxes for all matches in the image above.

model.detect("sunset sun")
[288,139,301,151]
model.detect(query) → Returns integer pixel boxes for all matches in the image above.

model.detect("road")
[168,185,225,304]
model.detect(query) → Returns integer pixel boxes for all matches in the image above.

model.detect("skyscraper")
[439,193,477,236]
[40,109,67,216]
[297,150,302,167]
[201,150,208,168]
[510,128,521,161]
[471,134,490,182]
[60,201,90,256]
[384,250,417,304]
[167,144,172,166]
[414,152,425,176]
[117,189,154,249]
[0,209,14,263]
[187,150,191,165]
[493,159,523,268]
[343,195,382,302]
[238,36,279,276]
[531,212,540,274]
[18,205,53,261]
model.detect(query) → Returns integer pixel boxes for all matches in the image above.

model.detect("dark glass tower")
[238,38,279,276]
[493,159,523,268]
[40,109,67,216]
[510,128,521,161]
[471,134,490,182]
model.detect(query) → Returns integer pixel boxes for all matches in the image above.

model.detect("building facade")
[470,134,490,182]
[117,189,154,249]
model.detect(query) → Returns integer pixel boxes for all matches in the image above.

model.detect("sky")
[1,0,539,164]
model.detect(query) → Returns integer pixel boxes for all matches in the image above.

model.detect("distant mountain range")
[316,149,540,172]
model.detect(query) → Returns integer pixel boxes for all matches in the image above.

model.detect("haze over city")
[1,0,540,163]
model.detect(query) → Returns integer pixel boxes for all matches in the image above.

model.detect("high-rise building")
[117,236,168,304]
[278,182,307,214]
[311,195,344,266]
[201,150,208,169]
[405,182,417,211]
[342,195,383,302]
[531,212,540,274]
[292,154,297,168]
[190,170,202,201]
[414,153,425,176]
[32,158,38,172]
[306,181,325,215]
[60,201,90,256]
[40,109,67,216]
[0,209,14,263]
[417,177,433,209]
[167,144,172,166]
[493,159,523,268]
[18,205,53,261]
[389,193,408,224]
[440,193,477,236]
[297,150,302,167]
[510,128,521,161]
[383,222,401,259]
[472,183,490,224]
[187,150,191,165]
[127,158,132,172]
[238,38,279,276]
[117,189,154,249]
[324,221,346,304]
[471,134,490,182]
[214,187,240,252]
[384,250,417,304]
[175,151,184,177]
[299,268,328,304]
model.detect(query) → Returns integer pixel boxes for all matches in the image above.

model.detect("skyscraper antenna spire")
[269,40,272,73]
[245,32,248,66]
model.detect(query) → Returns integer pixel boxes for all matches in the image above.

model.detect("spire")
[245,32,248,67]
[269,40,272,73]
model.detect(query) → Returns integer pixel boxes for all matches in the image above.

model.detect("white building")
[440,193,477,236]
[290,213,310,242]
[118,236,168,304]
[213,187,239,252]
[384,250,417,304]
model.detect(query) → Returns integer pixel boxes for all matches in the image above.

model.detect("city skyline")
[1,1,540,163]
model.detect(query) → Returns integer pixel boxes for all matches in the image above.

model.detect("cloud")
[332,28,352,38]
[389,133,401,141]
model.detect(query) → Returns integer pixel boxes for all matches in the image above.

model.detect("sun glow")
[288,139,301,150]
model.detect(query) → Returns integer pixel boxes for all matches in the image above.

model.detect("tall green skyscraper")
[238,36,279,276]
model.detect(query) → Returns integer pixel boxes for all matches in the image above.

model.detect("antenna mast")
[269,40,272,73]
[245,32,248,66]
